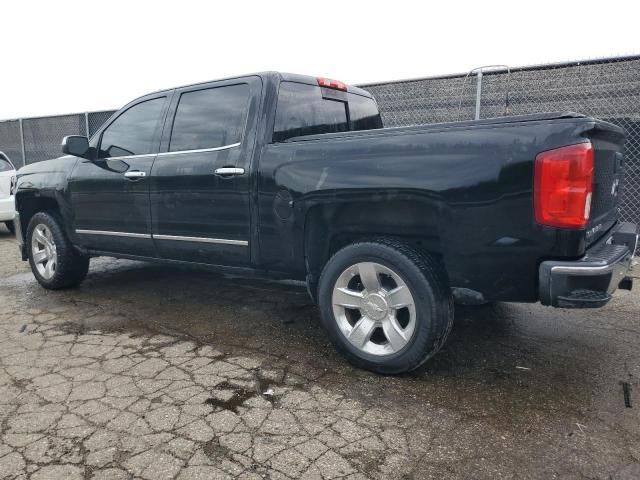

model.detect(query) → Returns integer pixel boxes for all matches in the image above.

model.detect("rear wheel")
[27,212,89,289]
[4,221,14,234]
[318,238,453,374]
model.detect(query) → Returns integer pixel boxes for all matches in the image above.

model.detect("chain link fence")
[0,55,638,231]
[0,120,22,168]
[0,111,116,169]
[87,111,116,137]
[23,114,88,164]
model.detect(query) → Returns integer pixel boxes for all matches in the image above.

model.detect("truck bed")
[259,112,626,302]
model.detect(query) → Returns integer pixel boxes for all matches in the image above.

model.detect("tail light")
[10,175,16,196]
[317,77,347,91]
[534,142,594,229]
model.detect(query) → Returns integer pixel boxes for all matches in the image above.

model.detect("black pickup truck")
[13,72,638,373]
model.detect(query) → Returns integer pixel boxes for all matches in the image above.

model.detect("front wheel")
[318,239,453,374]
[4,221,15,234]
[26,212,89,290]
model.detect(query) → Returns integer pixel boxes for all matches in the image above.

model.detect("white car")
[0,151,16,234]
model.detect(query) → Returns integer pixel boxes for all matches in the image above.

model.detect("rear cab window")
[273,81,382,143]
[348,93,384,131]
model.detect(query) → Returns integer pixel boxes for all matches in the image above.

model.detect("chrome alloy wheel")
[331,262,416,356]
[31,224,57,280]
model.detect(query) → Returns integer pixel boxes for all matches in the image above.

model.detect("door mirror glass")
[62,135,91,159]
[101,158,130,174]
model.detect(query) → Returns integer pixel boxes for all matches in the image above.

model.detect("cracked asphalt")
[0,225,639,479]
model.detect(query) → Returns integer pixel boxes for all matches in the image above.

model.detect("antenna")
[457,65,511,120]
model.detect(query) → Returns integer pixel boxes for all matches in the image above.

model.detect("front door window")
[98,98,165,158]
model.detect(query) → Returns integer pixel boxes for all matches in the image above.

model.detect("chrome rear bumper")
[539,222,637,308]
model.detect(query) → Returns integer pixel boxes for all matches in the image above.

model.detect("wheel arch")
[302,200,443,300]
[16,190,67,244]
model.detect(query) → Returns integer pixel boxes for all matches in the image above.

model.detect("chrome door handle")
[124,171,146,179]
[214,167,245,177]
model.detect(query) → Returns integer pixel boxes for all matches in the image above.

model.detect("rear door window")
[273,82,348,142]
[169,84,250,152]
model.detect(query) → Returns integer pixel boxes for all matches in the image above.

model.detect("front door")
[149,77,261,266]
[68,94,169,256]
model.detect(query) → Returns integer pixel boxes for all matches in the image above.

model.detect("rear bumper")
[0,196,15,222]
[539,222,637,308]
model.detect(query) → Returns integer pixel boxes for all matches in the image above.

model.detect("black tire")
[4,221,14,234]
[26,212,89,290]
[318,238,453,374]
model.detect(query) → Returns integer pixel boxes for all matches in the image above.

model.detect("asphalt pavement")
[0,224,639,479]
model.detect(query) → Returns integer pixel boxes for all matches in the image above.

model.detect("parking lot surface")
[0,225,639,479]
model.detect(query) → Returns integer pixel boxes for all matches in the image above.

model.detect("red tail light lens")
[317,77,347,91]
[534,143,594,229]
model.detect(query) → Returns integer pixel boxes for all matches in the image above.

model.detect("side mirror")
[61,135,91,159]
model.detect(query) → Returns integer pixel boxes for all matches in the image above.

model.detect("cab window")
[273,81,382,142]
[273,82,348,142]
[169,84,250,152]
[98,98,165,158]
[349,94,383,131]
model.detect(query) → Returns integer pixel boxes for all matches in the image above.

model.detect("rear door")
[150,76,261,266]
[69,94,169,256]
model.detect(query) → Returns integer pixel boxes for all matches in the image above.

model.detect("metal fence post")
[474,71,483,120]
[18,118,26,166]
[84,112,90,137]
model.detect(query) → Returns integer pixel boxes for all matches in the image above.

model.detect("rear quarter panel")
[257,118,600,302]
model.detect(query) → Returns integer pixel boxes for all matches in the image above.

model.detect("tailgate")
[585,122,626,245]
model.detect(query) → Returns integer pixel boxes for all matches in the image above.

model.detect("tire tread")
[318,237,453,374]
[26,212,89,290]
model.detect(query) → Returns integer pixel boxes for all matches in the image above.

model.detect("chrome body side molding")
[76,229,152,239]
[153,234,248,246]
[75,230,248,246]
[156,142,241,157]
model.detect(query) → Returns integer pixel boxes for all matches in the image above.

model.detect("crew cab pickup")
[13,72,638,373]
